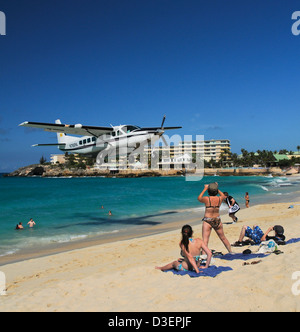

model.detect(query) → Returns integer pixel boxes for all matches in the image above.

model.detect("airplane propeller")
[160,115,166,130]
[159,115,168,147]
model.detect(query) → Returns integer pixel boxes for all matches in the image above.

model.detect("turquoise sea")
[1,174,300,258]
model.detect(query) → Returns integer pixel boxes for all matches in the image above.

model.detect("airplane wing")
[32,143,66,147]
[139,126,182,131]
[19,121,114,137]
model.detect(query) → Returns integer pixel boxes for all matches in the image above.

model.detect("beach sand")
[1,201,300,312]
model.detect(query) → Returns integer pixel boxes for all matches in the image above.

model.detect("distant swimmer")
[108,211,112,216]
[27,218,36,228]
[16,222,24,230]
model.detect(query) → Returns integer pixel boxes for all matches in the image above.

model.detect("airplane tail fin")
[55,119,71,144]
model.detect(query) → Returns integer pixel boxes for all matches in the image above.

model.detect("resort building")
[49,138,231,169]
[177,139,231,162]
[143,139,231,169]
[145,139,230,161]
[50,154,66,164]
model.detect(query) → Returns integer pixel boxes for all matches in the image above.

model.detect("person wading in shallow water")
[245,192,250,208]
[198,183,232,253]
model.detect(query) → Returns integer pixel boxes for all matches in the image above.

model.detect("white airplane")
[19,116,182,162]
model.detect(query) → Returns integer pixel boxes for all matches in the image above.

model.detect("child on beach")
[155,225,212,273]
[198,183,232,253]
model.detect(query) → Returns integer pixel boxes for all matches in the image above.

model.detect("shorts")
[245,226,264,244]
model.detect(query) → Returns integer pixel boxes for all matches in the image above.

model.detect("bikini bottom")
[202,217,221,230]
[176,256,201,272]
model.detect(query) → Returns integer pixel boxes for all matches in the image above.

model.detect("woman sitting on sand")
[198,183,232,253]
[155,224,212,273]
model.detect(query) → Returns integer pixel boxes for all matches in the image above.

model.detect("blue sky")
[0,0,300,172]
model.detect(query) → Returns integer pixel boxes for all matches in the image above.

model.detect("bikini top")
[206,197,221,209]
[180,239,201,261]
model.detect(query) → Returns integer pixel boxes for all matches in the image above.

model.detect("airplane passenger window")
[79,141,82,145]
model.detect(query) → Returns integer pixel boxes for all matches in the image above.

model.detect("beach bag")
[228,203,240,214]
[257,240,278,254]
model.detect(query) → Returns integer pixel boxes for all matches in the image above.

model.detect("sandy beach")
[1,200,300,312]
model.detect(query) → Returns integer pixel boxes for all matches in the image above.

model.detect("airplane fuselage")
[60,125,160,157]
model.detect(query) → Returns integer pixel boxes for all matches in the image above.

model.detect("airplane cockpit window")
[125,125,140,133]
[109,126,140,138]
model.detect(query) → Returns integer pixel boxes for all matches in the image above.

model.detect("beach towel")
[286,238,300,245]
[214,253,268,261]
[164,265,233,278]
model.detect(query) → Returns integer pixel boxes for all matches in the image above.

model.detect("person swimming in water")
[27,218,36,228]
[15,222,24,230]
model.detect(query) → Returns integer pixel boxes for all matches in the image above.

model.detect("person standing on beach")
[198,183,232,253]
[245,192,250,208]
[224,192,240,223]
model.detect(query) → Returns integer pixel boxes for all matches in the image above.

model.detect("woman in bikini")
[155,224,212,273]
[198,183,232,253]
[245,192,250,208]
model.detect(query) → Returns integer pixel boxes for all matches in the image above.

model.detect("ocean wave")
[0,229,120,257]
[259,185,269,191]
[0,248,19,257]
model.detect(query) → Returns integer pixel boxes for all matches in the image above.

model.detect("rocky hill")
[4,163,289,178]
[4,164,185,178]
